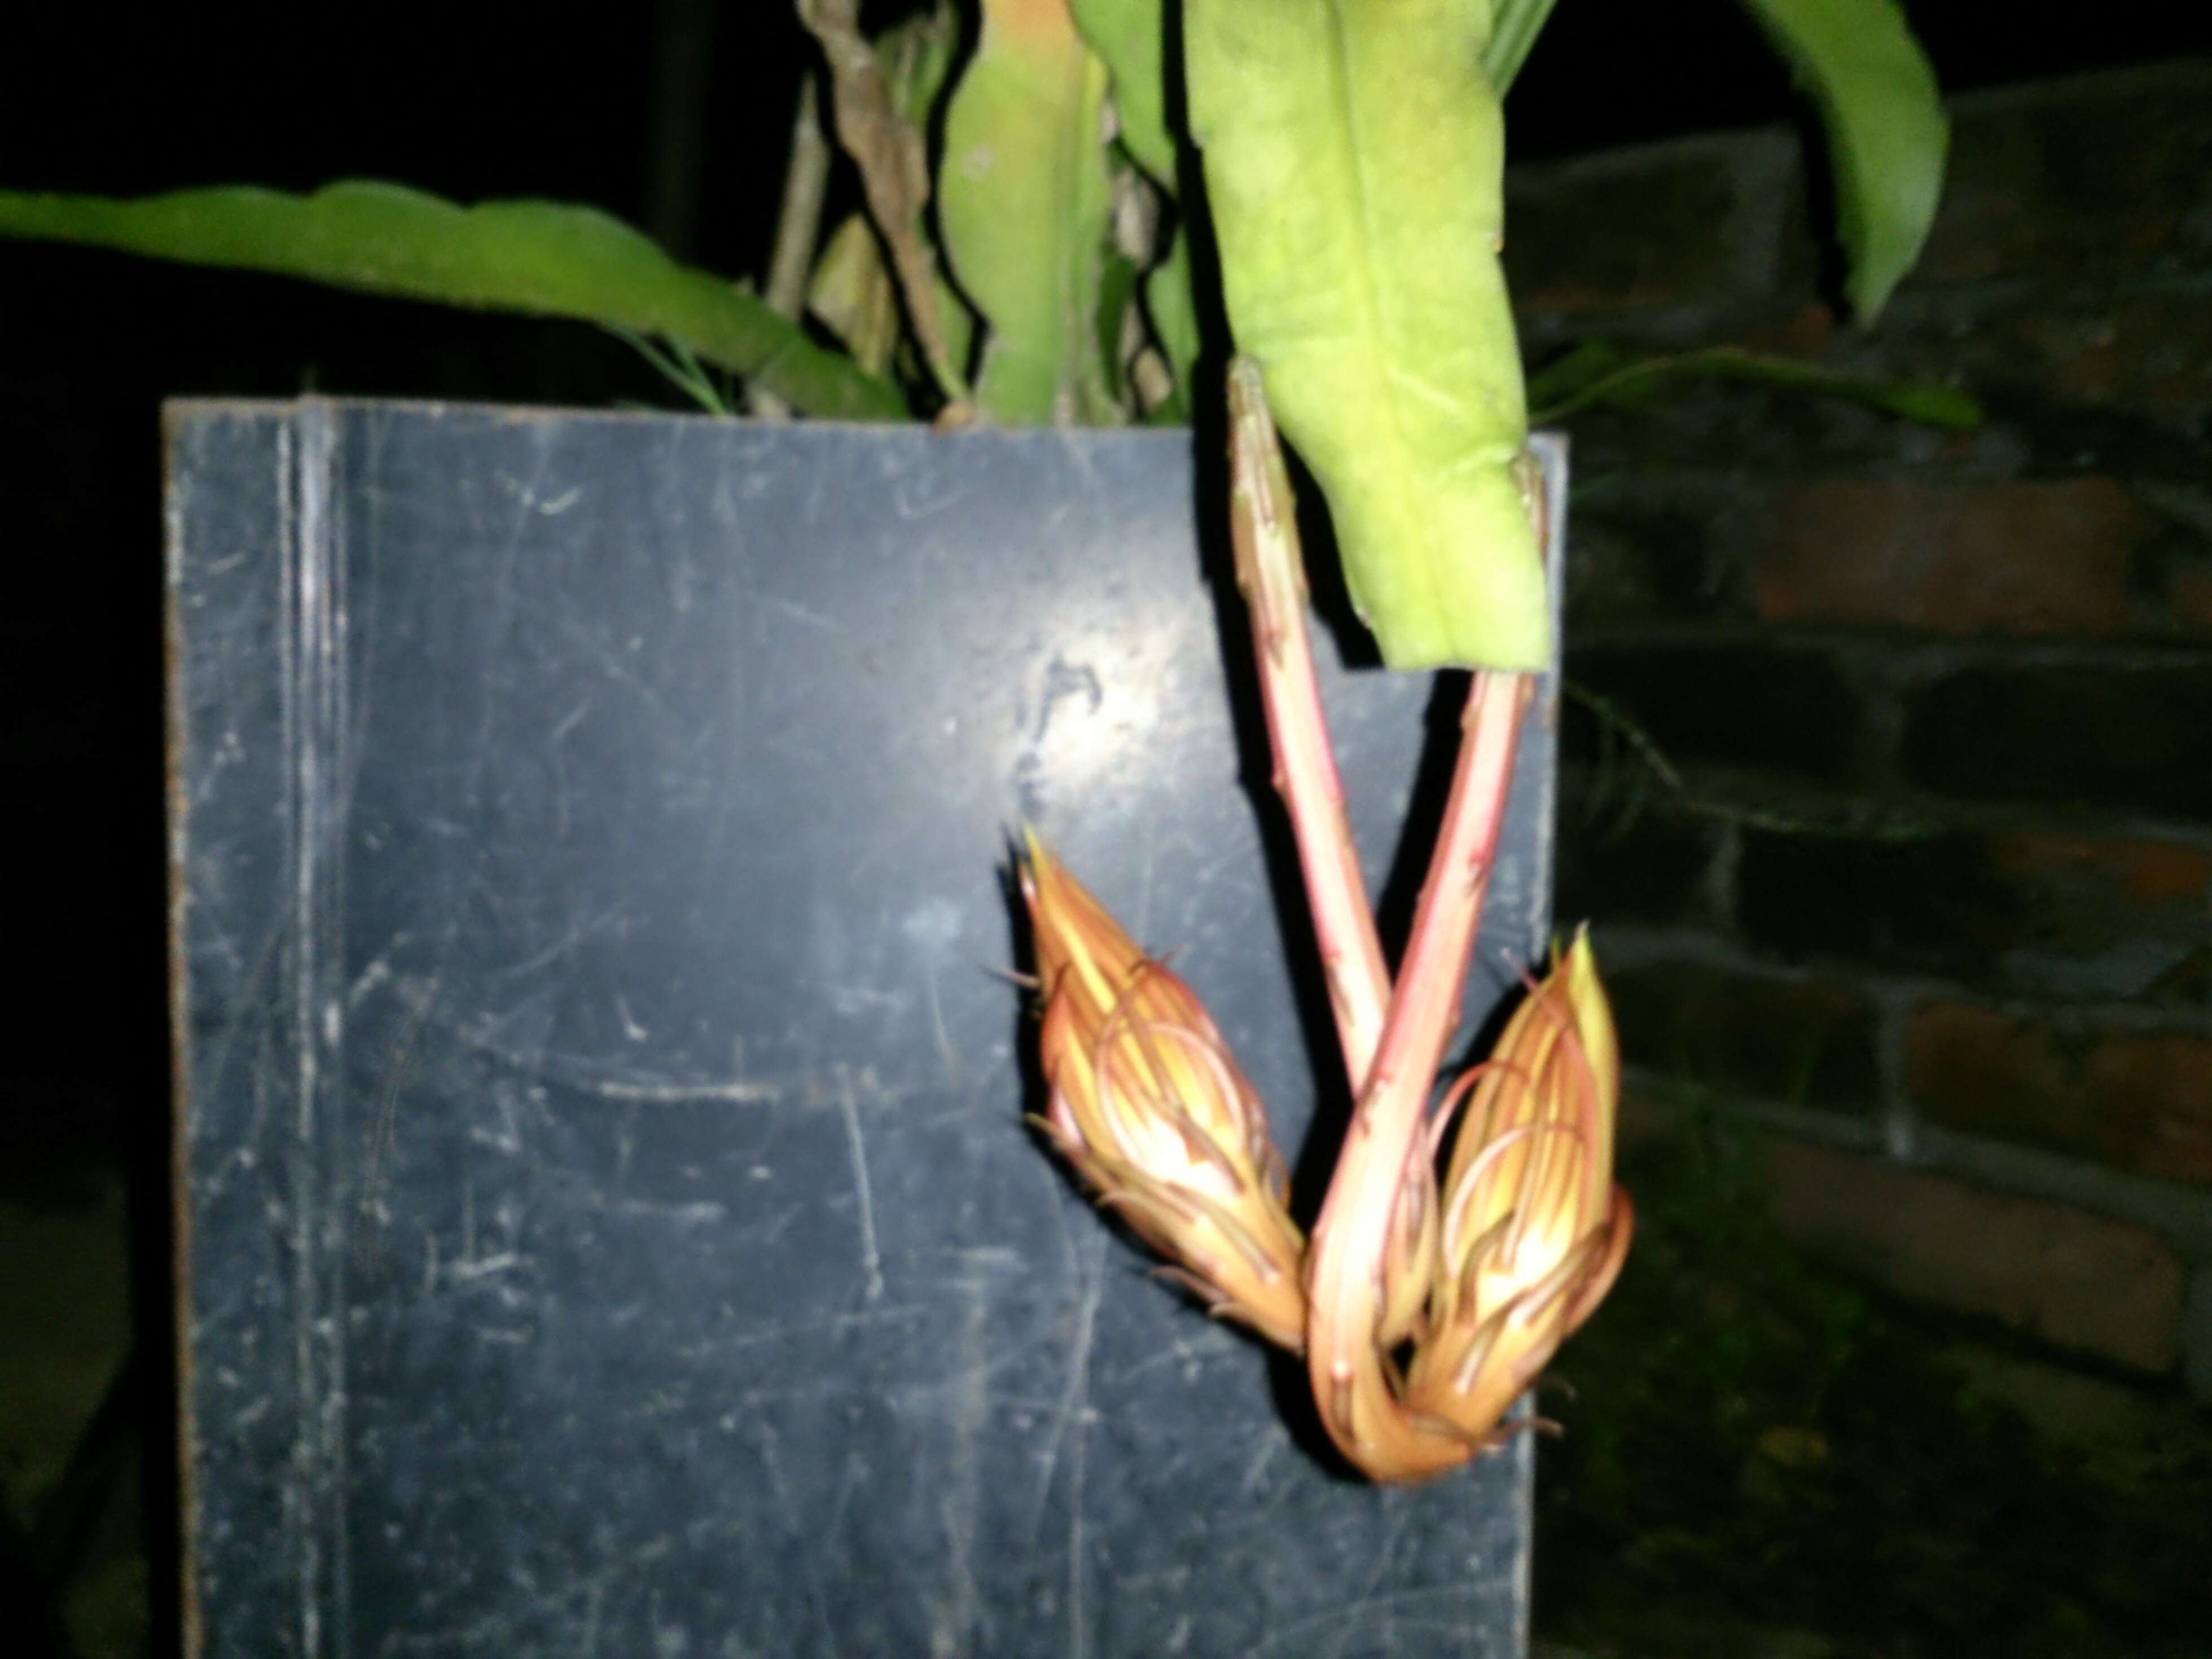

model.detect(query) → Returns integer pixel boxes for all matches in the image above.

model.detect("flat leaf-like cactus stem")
[1184,0,1548,671]
[1737,0,1948,323]
[940,0,1118,424]
[0,182,907,422]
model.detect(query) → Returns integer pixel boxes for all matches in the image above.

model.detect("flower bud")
[1375,1153,1439,1350]
[1405,928,1633,1444]
[1021,837,1308,1351]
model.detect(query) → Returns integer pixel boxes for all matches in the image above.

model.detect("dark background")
[4,3,2211,1655]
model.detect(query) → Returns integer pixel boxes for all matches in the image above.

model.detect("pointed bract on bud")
[1375,1153,1439,1350]
[1020,836,1309,1351]
[1405,928,1633,1445]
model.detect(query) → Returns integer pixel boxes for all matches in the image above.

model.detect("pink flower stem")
[1303,667,1530,1476]
[1224,358,1542,1477]
[1226,361,1392,1088]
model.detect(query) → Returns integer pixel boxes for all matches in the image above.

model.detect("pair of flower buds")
[1024,846,1630,1481]
[1017,361,1631,1484]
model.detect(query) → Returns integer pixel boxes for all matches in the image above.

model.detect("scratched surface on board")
[169,403,1562,1659]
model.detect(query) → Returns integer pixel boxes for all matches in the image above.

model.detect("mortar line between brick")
[1594,921,2212,1032]
[1660,790,2207,854]
[1568,620,2212,674]
[1870,988,1919,1162]
[1558,758,2212,851]
[1630,1071,2212,1262]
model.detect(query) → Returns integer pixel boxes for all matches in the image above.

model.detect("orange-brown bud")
[1375,1154,1439,1350]
[1021,836,1308,1351]
[1404,928,1633,1443]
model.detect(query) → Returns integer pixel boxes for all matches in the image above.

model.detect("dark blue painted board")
[167,402,1563,1658]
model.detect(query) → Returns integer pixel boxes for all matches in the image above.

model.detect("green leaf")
[938,0,1117,424]
[1528,341,1981,429]
[608,328,739,417]
[1186,0,1545,670]
[1069,0,1175,187]
[1736,0,1948,322]
[1141,228,1202,412]
[1484,0,1561,95]
[1095,244,1143,407]
[0,181,906,421]
[807,212,907,375]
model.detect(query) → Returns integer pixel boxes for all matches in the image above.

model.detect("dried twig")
[795,0,969,407]
[750,74,834,420]
[763,74,831,323]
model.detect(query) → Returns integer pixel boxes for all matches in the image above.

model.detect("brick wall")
[1506,60,2212,1401]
